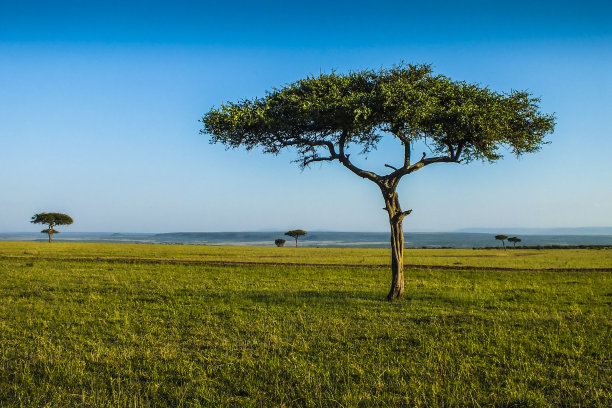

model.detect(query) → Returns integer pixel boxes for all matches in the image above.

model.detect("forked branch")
[337,132,382,183]
[393,209,413,223]
[303,156,336,166]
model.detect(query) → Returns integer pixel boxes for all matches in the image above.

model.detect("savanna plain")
[0,242,610,407]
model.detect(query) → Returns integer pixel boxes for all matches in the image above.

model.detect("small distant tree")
[508,236,521,248]
[31,212,73,243]
[495,234,508,249]
[274,238,286,247]
[285,229,307,247]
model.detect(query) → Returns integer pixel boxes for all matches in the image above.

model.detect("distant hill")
[456,227,612,235]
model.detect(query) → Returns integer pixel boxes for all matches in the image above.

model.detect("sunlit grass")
[1,241,610,269]
[0,243,610,406]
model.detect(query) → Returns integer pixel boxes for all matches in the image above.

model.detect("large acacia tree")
[201,64,555,300]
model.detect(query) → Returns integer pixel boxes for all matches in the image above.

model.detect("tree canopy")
[201,63,555,300]
[202,63,554,175]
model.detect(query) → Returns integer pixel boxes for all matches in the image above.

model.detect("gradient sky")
[1,0,611,233]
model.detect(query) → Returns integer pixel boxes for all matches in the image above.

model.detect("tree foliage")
[202,63,555,171]
[274,238,286,247]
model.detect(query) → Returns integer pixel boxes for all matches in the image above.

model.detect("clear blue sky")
[1,0,610,233]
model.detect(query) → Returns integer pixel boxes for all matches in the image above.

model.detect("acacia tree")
[201,63,555,300]
[508,236,522,248]
[31,212,73,243]
[495,234,509,249]
[285,229,307,247]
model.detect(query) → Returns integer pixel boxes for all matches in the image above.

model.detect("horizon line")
[2,227,612,235]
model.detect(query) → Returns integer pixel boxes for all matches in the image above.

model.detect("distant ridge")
[456,227,612,235]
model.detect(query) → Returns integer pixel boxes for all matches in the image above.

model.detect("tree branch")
[384,164,399,171]
[337,131,381,183]
[274,134,340,168]
[303,156,336,166]
[399,142,465,174]
[276,135,337,155]
[393,152,460,175]
[394,209,413,223]
[404,140,411,168]
[420,155,459,166]
[446,142,455,158]
[380,131,412,181]
[454,141,465,161]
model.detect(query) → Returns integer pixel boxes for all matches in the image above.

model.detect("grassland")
[0,242,610,407]
[1,241,611,269]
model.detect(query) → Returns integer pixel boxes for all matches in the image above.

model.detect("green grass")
[0,242,610,406]
[1,241,611,269]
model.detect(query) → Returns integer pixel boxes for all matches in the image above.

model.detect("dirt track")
[2,255,611,272]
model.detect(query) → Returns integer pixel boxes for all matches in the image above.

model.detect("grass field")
[1,241,611,269]
[0,242,610,406]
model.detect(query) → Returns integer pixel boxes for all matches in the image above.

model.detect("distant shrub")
[274,238,286,247]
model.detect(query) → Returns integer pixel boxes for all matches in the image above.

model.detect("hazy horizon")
[3,230,611,249]
[3,226,612,235]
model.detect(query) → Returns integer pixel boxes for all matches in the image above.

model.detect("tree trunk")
[48,231,52,243]
[387,217,404,301]
[382,190,409,301]
[295,238,298,247]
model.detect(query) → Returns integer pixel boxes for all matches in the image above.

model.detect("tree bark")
[48,231,52,243]
[387,216,404,301]
[382,190,409,301]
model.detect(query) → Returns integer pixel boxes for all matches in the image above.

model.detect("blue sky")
[1,1,611,232]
